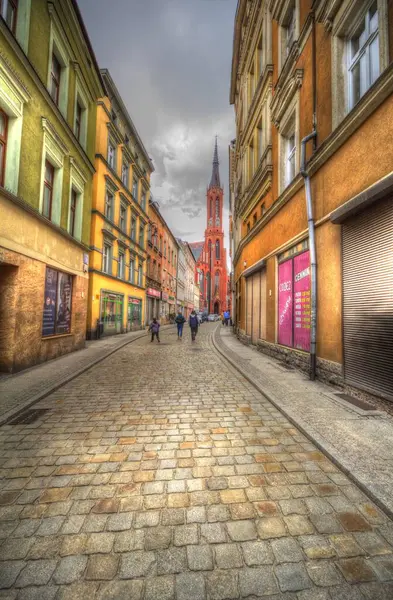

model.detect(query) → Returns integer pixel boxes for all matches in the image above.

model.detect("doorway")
[214,301,219,315]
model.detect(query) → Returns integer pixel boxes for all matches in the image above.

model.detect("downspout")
[300,10,317,380]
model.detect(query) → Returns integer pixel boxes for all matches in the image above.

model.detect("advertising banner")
[56,273,72,334]
[42,268,57,337]
[293,251,311,351]
[278,259,293,347]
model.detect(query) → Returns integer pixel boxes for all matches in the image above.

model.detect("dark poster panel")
[42,268,58,337]
[56,272,72,334]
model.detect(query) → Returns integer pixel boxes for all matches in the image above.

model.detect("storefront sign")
[129,298,141,305]
[161,292,169,301]
[147,288,161,298]
[293,251,311,351]
[278,260,293,347]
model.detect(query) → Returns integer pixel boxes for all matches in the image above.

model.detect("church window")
[210,198,213,218]
[215,197,219,218]
[215,271,220,292]
[215,239,220,259]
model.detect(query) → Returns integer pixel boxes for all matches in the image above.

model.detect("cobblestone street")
[1,324,393,599]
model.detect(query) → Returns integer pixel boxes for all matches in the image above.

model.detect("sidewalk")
[213,325,393,518]
[0,325,172,426]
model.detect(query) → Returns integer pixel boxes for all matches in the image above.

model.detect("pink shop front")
[146,287,161,325]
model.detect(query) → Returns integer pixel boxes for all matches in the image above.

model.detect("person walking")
[149,318,160,343]
[224,309,230,326]
[175,311,186,340]
[188,310,199,342]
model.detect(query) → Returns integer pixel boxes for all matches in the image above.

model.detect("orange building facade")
[146,201,178,324]
[230,0,393,403]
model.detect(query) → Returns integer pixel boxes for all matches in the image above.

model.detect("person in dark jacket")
[188,310,199,342]
[175,311,186,340]
[149,318,160,343]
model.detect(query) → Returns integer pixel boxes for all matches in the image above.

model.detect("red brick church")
[190,140,229,315]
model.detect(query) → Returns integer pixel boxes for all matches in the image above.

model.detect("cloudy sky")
[78,0,237,246]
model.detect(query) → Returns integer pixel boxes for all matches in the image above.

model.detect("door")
[246,277,252,336]
[342,197,393,402]
[251,272,260,344]
[102,293,123,335]
[260,270,267,339]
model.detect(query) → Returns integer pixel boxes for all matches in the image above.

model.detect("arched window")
[215,239,220,259]
[208,239,212,261]
[210,198,213,218]
[215,271,220,292]
[199,271,204,294]
[215,197,219,218]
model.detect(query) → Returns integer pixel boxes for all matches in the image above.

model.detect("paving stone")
[15,559,57,587]
[86,533,115,554]
[36,517,65,536]
[161,509,185,526]
[360,581,393,599]
[176,572,205,600]
[241,540,273,565]
[201,522,227,544]
[279,499,308,515]
[187,544,214,571]
[82,515,108,533]
[298,535,336,559]
[85,554,119,580]
[53,555,87,584]
[284,515,314,536]
[227,520,257,541]
[28,536,61,559]
[157,547,187,574]
[306,560,343,586]
[174,523,199,546]
[354,532,393,556]
[297,588,330,600]
[239,566,278,597]
[271,537,303,563]
[310,513,343,534]
[97,580,144,600]
[367,555,393,581]
[134,511,160,528]
[187,506,206,523]
[275,562,312,592]
[57,582,98,600]
[106,512,133,531]
[145,575,175,600]
[60,534,88,556]
[337,557,377,583]
[207,477,228,490]
[329,534,365,557]
[114,529,144,552]
[220,489,246,504]
[119,550,155,577]
[207,505,230,522]
[0,561,25,589]
[206,570,238,600]
[229,502,255,520]
[0,538,33,560]
[92,499,119,514]
[256,517,286,539]
[337,512,372,532]
[145,526,172,550]
[215,543,243,568]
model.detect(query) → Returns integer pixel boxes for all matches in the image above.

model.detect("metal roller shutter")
[260,270,267,340]
[342,197,393,402]
[246,277,252,336]
[251,273,260,344]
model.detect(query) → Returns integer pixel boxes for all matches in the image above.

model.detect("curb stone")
[211,325,393,521]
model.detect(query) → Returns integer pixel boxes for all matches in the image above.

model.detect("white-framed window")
[278,0,299,71]
[139,223,145,249]
[102,242,112,274]
[129,257,135,283]
[141,192,146,211]
[119,202,127,232]
[47,22,70,117]
[286,5,296,56]
[67,158,86,241]
[107,138,116,170]
[348,2,379,109]
[132,177,138,200]
[131,215,137,241]
[118,251,125,279]
[121,161,129,187]
[1,0,18,33]
[39,118,67,226]
[73,78,89,150]
[104,189,114,221]
[278,95,299,192]
[286,133,296,185]
[138,264,143,287]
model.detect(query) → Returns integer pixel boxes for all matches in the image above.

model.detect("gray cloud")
[78,0,236,248]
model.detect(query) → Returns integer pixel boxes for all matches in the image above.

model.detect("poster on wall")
[56,273,72,334]
[42,268,57,337]
[278,259,293,347]
[293,251,311,351]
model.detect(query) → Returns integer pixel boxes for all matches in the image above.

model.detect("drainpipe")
[300,131,317,380]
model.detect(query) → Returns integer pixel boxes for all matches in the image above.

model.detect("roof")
[209,137,221,189]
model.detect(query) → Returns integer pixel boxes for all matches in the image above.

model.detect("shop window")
[118,251,125,279]
[104,189,114,221]
[0,109,8,187]
[102,242,112,274]
[107,138,116,170]
[129,257,135,283]
[1,0,18,33]
[120,203,127,232]
[121,161,129,187]
[42,160,54,220]
[278,248,310,351]
[348,2,379,108]
[42,267,72,337]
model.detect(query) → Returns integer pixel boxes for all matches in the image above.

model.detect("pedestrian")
[224,309,230,326]
[175,311,186,340]
[149,317,160,343]
[188,310,199,342]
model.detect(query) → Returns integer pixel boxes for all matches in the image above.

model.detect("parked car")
[196,313,203,324]
[207,314,216,321]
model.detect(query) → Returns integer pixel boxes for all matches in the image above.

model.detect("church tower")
[205,138,227,315]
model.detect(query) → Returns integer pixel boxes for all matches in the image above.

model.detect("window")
[247,222,251,233]
[215,239,220,259]
[102,243,112,274]
[261,203,266,216]
[42,268,72,337]
[141,192,146,211]
[69,189,77,237]
[75,101,82,142]
[258,34,263,77]
[118,252,125,279]
[253,213,257,226]
[108,139,116,170]
[105,190,114,221]
[286,6,296,56]
[125,134,129,145]
[139,224,145,248]
[286,133,296,186]
[129,257,135,283]
[131,216,136,241]
[43,160,54,220]
[138,264,143,287]
[0,109,8,187]
[120,203,127,232]
[348,2,379,108]
[257,122,263,162]
[121,162,129,187]
[132,178,138,199]
[215,271,220,293]
[111,109,117,123]
[164,240,167,258]
[1,0,18,33]
[148,223,152,243]
[50,53,61,105]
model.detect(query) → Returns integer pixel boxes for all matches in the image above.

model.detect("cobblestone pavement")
[1,324,393,599]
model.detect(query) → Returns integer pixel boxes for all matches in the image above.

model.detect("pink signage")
[147,288,160,298]
[278,259,293,347]
[293,251,311,351]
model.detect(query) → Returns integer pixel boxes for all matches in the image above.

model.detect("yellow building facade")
[0,0,103,372]
[87,70,154,338]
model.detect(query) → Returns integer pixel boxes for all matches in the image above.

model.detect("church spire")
[209,136,221,189]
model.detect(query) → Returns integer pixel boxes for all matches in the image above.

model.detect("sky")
[78,0,237,247]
